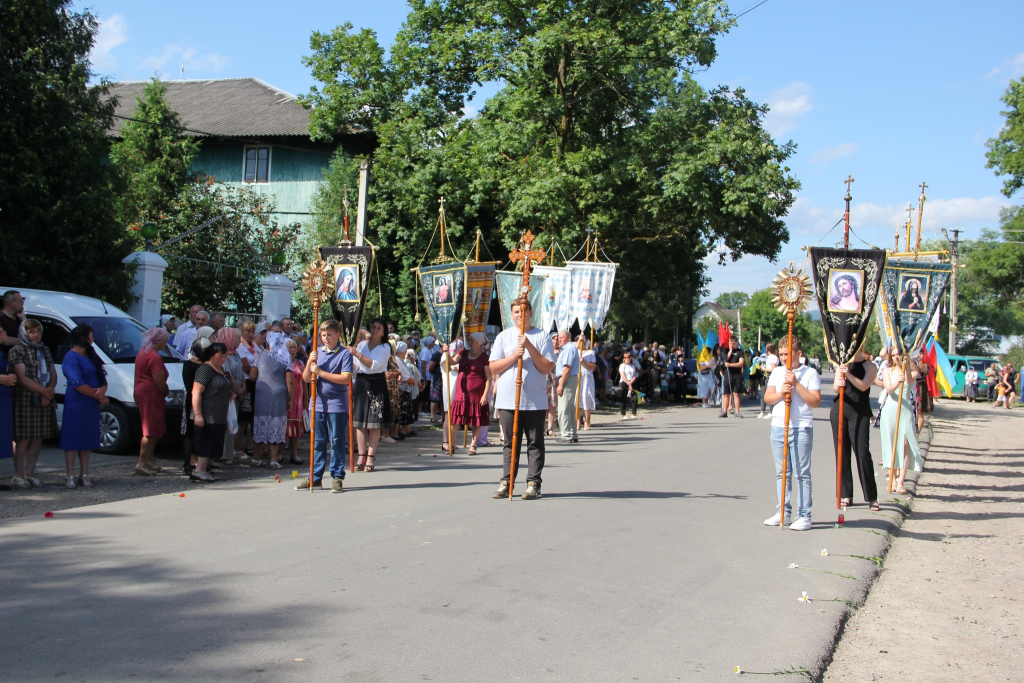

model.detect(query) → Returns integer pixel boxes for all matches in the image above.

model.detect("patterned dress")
[287,359,306,438]
[8,344,57,439]
[253,352,289,444]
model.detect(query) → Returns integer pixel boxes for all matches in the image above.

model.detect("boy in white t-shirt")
[762,336,821,531]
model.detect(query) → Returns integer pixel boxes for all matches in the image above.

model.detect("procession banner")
[417,262,467,344]
[533,265,573,333]
[463,264,496,335]
[318,246,374,346]
[494,270,546,331]
[809,247,887,364]
[565,262,617,331]
[880,259,953,356]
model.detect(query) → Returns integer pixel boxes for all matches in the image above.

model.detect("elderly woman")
[449,332,491,455]
[236,321,260,454]
[181,335,211,475]
[439,338,465,453]
[285,338,306,464]
[389,341,417,440]
[349,318,392,472]
[250,331,294,469]
[215,327,247,464]
[400,347,421,438]
[191,342,235,482]
[9,320,58,488]
[134,327,170,476]
[577,335,597,431]
[60,324,108,488]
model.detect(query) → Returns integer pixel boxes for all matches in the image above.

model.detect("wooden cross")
[510,231,547,278]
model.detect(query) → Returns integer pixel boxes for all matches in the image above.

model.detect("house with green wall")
[105,78,374,227]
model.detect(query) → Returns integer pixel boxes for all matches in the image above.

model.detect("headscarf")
[140,327,169,353]
[18,321,51,387]
[159,314,175,327]
[194,326,215,344]
[468,332,487,349]
[395,341,408,357]
[217,327,240,354]
[266,331,292,367]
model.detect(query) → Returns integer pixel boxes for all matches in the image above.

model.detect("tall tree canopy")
[0,0,132,304]
[301,0,799,338]
[986,76,1024,199]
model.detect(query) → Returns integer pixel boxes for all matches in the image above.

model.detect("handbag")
[303,409,311,432]
[226,401,239,435]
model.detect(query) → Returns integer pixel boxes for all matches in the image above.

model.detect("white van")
[0,287,186,453]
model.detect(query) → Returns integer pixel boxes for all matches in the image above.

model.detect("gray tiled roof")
[105,78,333,138]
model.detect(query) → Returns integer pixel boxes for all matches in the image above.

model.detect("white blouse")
[354,340,391,374]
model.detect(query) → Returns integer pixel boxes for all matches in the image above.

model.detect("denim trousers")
[770,425,813,519]
[313,411,348,482]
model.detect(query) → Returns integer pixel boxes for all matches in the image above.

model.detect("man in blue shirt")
[298,319,354,493]
[554,329,580,442]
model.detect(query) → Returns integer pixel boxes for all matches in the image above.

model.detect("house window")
[243,147,271,183]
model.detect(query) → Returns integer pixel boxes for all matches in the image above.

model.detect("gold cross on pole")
[919,181,928,200]
[844,174,855,197]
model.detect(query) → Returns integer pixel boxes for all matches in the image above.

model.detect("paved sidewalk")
[824,401,1024,682]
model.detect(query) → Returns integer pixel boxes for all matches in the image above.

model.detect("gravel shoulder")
[823,400,1024,682]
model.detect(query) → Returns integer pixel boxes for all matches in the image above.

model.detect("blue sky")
[79,0,1024,301]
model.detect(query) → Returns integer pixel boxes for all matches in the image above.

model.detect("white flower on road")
[821,548,829,556]
[798,591,811,603]
[788,563,799,569]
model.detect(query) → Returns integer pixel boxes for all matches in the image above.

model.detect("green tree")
[986,76,1024,198]
[108,78,199,246]
[300,1,799,335]
[716,291,750,309]
[151,176,300,317]
[0,0,133,304]
[740,288,823,358]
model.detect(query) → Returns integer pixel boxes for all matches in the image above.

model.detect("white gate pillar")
[122,251,168,327]
[261,273,296,322]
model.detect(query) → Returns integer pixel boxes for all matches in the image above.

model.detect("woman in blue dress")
[60,325,108,489]
[0,327,17,491]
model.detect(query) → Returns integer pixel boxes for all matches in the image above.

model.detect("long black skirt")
[352,372,392,429]
[399,392,417,426]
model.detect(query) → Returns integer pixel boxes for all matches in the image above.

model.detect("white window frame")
[242,145,272,184]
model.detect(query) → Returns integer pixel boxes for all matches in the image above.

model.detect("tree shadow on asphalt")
[0,532,310,680]
[344,481,494,492]
[895,530,994,542]
[542,490,746,500]
[921,467,1022,478]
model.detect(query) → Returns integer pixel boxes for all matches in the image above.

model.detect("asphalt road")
[0,377,911,682]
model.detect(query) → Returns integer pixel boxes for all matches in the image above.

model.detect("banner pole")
[309,302,319,492]
[780,310,794,530]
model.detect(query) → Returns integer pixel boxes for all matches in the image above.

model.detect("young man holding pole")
[488,297,556,500]
[297,320,353,493]
[762,336,821,530]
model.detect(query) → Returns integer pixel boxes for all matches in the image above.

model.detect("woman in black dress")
[831,348,880,510]
[190,342,235,482]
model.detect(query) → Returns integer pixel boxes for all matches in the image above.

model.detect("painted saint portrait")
[334,265,360,302]
[897,274,929,313]
[433,275,453,306]
[827,269,864,314]
[577,286,592,303]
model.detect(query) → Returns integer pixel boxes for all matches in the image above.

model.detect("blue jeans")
[313,411,348,482]
[770,426,813,519]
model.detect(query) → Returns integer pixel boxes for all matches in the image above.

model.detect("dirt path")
[824,400,1024,682]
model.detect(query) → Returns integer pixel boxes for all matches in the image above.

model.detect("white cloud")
[986,51,1024,80]
[139,45,228,77]
[763,82,813,136]
[90,14,128,71]
[809,142,860,166]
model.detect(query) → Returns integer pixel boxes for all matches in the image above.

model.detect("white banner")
[565,262,617,331]
[533,265,573,333]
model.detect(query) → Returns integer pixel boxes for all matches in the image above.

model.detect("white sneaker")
[763,512,791,526]
[789,517,813,531]
[380,437,398,444]
[735,413,744,419]
[757,412,765,419]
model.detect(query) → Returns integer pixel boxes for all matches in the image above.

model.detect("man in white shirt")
[488,297,556,500]
[762,336,821,531]
[175,308,209,356]
[173,304,203,355]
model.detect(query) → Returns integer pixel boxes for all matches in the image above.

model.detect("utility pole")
[948,228,960,353]
[355,159,370,246]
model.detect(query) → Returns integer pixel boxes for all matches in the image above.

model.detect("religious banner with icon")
[809,247,887,364]
[417,262,467,344]
[880,259,953,355]
[462,264,496,335]
[318,246,374,346]
[565,262,617,331]
[533,265,573,333]
[494,270,547,331]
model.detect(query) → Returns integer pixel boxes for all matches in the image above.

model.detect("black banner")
[418,261,466,344]
[810,247,887,364]
[880,259,953,355]
[318,246,374,346]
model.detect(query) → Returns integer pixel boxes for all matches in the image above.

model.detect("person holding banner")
[297,320,353,493]
[762,337,821,531]
[350,318,392,473]
[831,348,879,510]
[577,335,597,430]
[450,332,491,455]
[554,330,580,443]
[880,348,921,494]
[489,297,555,500]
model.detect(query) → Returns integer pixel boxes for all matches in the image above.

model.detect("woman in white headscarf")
[439,338,465,454]
[249,331,294,468]
[393,341,418,438]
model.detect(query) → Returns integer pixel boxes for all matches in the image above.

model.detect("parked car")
[946,354,999,399]
[0,287,185,453]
